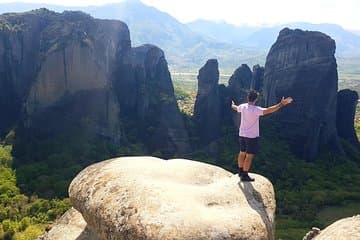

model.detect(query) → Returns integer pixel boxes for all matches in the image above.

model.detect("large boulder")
[336,89,359,146]
[193,59,222,145]
[312,215,360,240]
[37,208,97,240]
[69,157,276,240]
[263,28,342,159]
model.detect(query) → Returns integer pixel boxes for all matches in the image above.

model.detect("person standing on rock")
[231,90,293,181]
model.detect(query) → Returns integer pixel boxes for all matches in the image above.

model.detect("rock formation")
[302,215,360,240]
[228,64,252,103]
[0,9,189,163]
[193,59,222,145]
[38,208,96,240]
[20,10,127,145]
[263,28,342,159]
[251,64,264,92]
[336,89,359,146]
[302,227,321,240]
[114,44,190,156]
[68,156,276,240]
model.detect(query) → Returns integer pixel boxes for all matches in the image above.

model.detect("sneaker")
[241,174,255,182]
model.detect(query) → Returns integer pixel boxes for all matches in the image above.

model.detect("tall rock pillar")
[263,28,342,159]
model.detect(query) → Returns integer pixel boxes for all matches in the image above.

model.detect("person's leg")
[238,137,247,176]
[243,153,254,172]
[241,153,255,181]
[241,137,258,182]
[237,151,246,175]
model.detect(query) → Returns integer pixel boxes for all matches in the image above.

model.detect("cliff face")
[114,44,190,156]
[193,59,222,146]
[336,89,359,146]
[0,9,189,163]
[251,64,264,92]
[20,11,129,145]
[0,9,52,136]
[263,28,342,159]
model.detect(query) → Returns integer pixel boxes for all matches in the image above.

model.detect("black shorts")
[239,136,259,154]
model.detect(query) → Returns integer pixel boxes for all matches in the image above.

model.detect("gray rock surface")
[37,208,97,240]
[193,59,221,146]
[336,89,359,146]
[263,28,342,159]
[0,9,190,161]
[228,64,252,102]
[24,11,127,143]
[115,44,190,156]
[229,64,252,90]
[313,215,360,240]
[251,64,264,92]
[69,156,276,240]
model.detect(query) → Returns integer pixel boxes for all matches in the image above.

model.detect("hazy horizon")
[0,0,359,31]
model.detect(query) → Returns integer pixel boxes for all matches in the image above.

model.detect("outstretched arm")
[263,97,293,116]
[231,100,238,111]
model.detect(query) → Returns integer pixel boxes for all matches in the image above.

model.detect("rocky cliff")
[193,59,222,146]
[114,44,190,156]
[228,64,252,103]
[263,28,342,159]
[251,64,264,92]
[0,9,189,164]
[336,89,359,146]
[40,157,276,240]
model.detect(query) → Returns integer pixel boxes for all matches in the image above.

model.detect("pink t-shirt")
[237,103,265,138]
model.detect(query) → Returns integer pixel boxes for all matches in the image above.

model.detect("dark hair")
[248,90,258,102]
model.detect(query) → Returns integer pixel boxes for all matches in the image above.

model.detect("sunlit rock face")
[313,215,360,240]
[0,9,190,163]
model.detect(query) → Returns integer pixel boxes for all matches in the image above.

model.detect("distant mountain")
[245,23,360,57]
[85,0,205,47]
[0,1,266,71]
[0,0,207,48]
[188,20,360,57]
[1,1,359,72]
[187,19,259,45]
[83,0,267,70]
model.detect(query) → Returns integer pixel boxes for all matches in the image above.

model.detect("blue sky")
[1,0,359,30]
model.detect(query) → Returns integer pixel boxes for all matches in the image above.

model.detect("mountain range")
[1,0,360,73]
[188,20,360,56]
